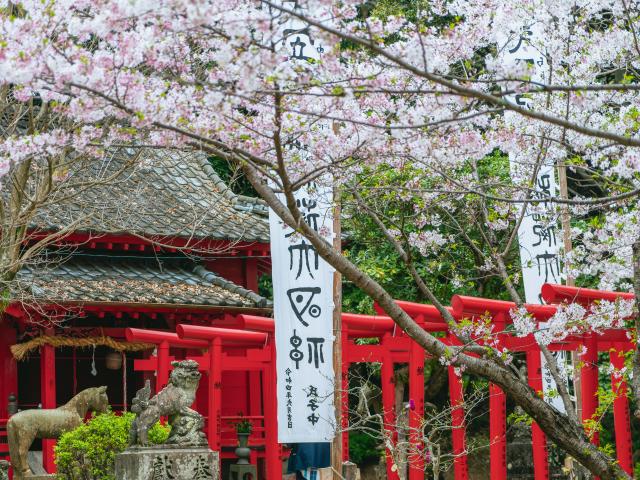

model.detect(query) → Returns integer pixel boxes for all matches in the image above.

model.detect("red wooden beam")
[208,337,222,450]
[489,311,507,480]
[373,300,454,322]
[541,283,634,305]
[263,342,282,479]
[27,230,271,256]
[489,383,506,480]
[231,312,448,338]
[451,295,556,321]
[228,314,275,332]
[126,328,209,349]
[177,324,268,344]
[343,313,396,332]
[157,341,170,392]
[341,333,350,463]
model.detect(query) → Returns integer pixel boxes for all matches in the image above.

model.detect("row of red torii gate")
[96,283,639,479]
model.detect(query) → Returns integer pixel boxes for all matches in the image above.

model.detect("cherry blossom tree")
[1,0,640,477]
[0,83,145,321]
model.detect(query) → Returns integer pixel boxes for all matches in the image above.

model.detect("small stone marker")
[342,461,359,480]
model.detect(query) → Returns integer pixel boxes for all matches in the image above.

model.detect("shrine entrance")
[1,282,636,479]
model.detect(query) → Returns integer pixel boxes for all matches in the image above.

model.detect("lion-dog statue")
[0,460,9,480]
[129,359,207,447]
[7,386,109,479]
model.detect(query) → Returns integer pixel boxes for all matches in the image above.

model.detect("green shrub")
[55,411,170,480]
[348,431,383,466]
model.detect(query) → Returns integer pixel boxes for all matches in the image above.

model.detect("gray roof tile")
[14,256,270,308]
[32,149,270,243]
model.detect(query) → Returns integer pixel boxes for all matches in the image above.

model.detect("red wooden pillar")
[0,322,17,419]
[208,337,222,451]
[264,341,281,480]
[41,341,56,473]
[581,335,599,446]
[489,383,506,480]
[447,365,468,480]
[526,349,549,480]
[341,334,350,462]
[157,340,170,393]
[609,349,633,476]
[245,258,259,292]
[248,370,262,417]
[381,345,398,480]
[490,313,507,480]
[408,338,425,480]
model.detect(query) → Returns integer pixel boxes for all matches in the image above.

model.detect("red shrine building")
[1,149,637,480]
[0,151,274,475]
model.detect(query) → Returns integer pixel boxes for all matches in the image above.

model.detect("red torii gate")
[341,307,450,480]
[344,287,635,480]
[128,283,636,480]
[126,325,282,480]
[449,294,560,480]
[449,286,635,479]
[542,283,635,476]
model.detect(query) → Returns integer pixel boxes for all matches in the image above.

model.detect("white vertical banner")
[269,1,335,443]
[498,24,568,412]
[269,185,336,442]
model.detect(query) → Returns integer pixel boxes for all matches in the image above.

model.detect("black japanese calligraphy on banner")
[498,23,567,414]
[498,25,563,304]
[287,287,321,326]
[269,183,335,442]
[269,1,335,443]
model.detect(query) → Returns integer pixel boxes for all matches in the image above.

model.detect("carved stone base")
[115,445,219,480]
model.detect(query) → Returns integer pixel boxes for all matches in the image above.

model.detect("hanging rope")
[10,334,154,361]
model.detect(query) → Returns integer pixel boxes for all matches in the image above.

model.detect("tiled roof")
[33,149,270,243]
[14,256,270,308]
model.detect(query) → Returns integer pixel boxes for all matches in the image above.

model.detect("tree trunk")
[242,162,632,480]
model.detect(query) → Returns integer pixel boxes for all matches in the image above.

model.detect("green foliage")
[55,411,170,480]
[232,413,253,434]
[208,156,257,197]
[342,151,518,310]
[368,0,457,30]
[348,431,384,465]
[507,409,533,427]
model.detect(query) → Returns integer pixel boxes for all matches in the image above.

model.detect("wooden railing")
[220,415,266,448]
[0,419,9,462]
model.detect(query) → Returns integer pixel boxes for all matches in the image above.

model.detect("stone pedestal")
[115,445,219,480]
[228,463,257,480]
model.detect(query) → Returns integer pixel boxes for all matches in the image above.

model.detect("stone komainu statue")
[0,460,9,480]
[129,359,207,447]
[7,386,109,479]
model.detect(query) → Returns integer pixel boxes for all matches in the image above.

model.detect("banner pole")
[557,160,581,417]
[332,188,343,479]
